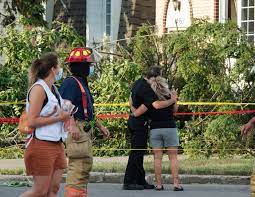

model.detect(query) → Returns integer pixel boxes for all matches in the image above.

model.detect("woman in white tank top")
[20,52,71,197]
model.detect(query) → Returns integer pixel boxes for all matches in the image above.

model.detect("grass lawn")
[0,168,25,175]
[0,157,253,176]
[92,158,254,176]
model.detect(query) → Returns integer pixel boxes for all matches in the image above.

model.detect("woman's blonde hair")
[147,76,171,100]
[28,52,58,88]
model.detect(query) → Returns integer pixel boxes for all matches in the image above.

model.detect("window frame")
[105,0,111,36]
[238,0,255,44]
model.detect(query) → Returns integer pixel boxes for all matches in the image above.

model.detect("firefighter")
[59,47,110,197]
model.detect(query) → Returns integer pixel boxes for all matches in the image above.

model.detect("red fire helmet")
[65,47,96,64]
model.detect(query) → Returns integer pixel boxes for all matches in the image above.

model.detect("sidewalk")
[0,159,24,170]
[0,155,187,170]
[0,156,251,185]
[0,173,250,185]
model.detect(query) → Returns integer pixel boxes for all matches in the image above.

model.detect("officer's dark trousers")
[124,119,148,185]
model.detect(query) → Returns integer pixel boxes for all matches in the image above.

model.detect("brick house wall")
[192,0,216,21]
[155,0,168,34]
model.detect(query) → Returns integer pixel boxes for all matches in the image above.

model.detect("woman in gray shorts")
[130,66,183,191]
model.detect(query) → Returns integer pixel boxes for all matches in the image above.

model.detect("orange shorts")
[24,138,67,176]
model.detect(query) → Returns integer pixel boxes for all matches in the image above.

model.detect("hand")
[129,95,133,107]
[170,91,178,103]
[99,126,110,138]
[71,129,80,140]
[241,122,253,137]
[68,118,80,140]
[58,109,71,121]
[64,119,71,132]
[171,89,178,97]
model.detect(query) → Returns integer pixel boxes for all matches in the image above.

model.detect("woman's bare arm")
[152,90,177,109]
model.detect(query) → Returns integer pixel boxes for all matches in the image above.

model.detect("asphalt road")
[0,183,249,197]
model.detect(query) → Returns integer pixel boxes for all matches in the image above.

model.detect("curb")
[0,173,250,185]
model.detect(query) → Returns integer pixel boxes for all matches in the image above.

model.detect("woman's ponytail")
[28,58,41,89]
[28,52,58,89]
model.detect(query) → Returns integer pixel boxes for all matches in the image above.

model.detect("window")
[240,0,255,44]
[106,0,111,36]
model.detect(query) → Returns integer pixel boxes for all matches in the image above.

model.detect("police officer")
[123,66,177,190]
[59,47,110,197]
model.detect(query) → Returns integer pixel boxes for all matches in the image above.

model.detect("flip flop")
[155,185,164,191]
[173,186,184,191]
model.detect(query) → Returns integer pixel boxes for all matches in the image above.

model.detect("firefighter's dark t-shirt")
[59,76,94,121]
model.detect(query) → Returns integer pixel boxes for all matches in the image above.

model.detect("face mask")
[55,68,63,81]
[89,65,94,76]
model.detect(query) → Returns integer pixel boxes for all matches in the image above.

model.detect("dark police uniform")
[123,78,158,188]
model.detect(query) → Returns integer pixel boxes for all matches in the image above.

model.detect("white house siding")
[86,0,106,46]
[111,0,122,50]
[86,0,121,49]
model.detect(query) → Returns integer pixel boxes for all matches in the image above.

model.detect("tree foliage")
[0,19,255,158]
[115,19,255,157]
[0,0,46,27]
[0,21,85,155]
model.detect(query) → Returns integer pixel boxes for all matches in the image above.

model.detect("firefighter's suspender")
[70,76,89,120]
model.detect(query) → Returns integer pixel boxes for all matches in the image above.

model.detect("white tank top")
[26,79,66,141]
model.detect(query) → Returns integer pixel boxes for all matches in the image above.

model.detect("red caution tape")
[1,110,255,124]
[0,118,20,124]
[96,109,255,119]
[97,113,129,119]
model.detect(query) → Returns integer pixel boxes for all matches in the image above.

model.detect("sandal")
[173,176,183,191]
[173,186,184,191]
[155,185,164,191]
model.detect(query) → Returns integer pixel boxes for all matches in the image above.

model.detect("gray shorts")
[150,128,179,148]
